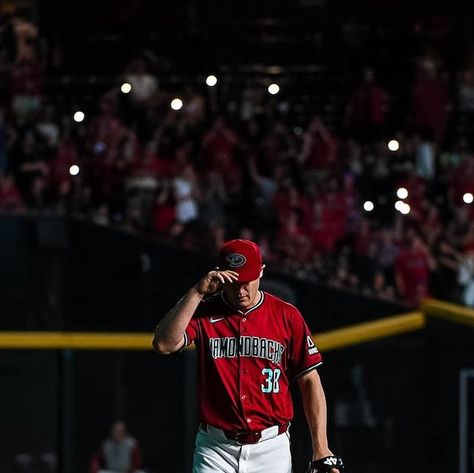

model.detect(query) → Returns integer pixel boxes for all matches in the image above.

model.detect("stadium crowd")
[0,9,474,308]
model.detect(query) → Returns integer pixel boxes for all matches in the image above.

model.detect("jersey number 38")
[261,368,281,393]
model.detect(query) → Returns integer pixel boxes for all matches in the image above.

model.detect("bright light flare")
[395,200,411,214]
[388,139,399,151]
[363,201,374,212]
[463,192,474,204]
[171,98,183,110]
[268,83,280,95]
[400,202,411,215]
[73,111,85,123]
[121,82,132,94]
[397,187,408,199]
[69,165,80,176]
[206,75,218,86]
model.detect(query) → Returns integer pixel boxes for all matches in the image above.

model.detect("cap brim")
[234,267,261,282]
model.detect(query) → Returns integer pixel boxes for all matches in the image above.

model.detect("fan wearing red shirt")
[153,239,342,473]
[395,235,435,306]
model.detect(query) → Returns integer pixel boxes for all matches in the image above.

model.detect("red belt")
[200,423,289,445]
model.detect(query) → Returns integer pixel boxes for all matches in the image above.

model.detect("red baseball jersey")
[184,290,322,432]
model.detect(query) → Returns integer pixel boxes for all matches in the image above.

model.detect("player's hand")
[194,270,239,296]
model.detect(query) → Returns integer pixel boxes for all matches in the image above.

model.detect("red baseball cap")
[217,239,263,282]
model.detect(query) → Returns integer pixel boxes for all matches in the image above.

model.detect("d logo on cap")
[218,239,263,282]
[225,253,247,268]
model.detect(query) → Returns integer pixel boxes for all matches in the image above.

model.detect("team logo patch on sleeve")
[306,335,319,355]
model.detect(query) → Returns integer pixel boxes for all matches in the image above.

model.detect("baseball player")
[153,239,344,473]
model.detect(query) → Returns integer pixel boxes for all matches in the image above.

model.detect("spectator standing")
[10,51,42,120]
[448,154,474,210]
[300,117,336,176]
[121,57,158,140]
[458,69,474,113]
[0,110,9,173]
[199,170,228,227]
[345,68,389,142]
[458,249,474,307]
[123,58,158,107]
[152,179,176,235]
[412,59,449,143]
[200,117,239,171]
[395,234,436,306]
[415,133,436,181]
[48,133,78,208]
[0,172,24,212]
[371,228,399,287]
[90,421,144,473]
[10,129,48,207]
[173,162,200,225]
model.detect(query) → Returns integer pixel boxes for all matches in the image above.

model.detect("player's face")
[223,278,261,309]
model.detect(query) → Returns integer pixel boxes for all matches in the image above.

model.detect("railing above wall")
[0,215,406,332]
[0,310,425,351]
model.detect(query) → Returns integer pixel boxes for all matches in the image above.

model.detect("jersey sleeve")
[183,294,218,346]
[288,308,323,378]
[183,317,200,347]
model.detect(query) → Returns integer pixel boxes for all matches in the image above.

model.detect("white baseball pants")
[192,425,292,473]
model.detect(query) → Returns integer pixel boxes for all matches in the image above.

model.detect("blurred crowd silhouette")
[1,6,474,308]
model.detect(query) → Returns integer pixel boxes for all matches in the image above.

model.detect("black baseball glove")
[305,455,345,473]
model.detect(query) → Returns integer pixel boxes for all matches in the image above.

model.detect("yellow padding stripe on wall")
[422,299,474,327]
[0,332,152,350]
[315,311,425,352]
[0,312,425,350]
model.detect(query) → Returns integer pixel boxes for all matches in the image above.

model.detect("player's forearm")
[298,370,331,460]
[153,287,203,354]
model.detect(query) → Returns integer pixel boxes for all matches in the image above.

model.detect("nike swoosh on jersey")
[210,317,225,323]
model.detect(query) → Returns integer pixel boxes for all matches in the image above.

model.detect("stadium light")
[395,200,404,211]
[400,202,411,215]
[388,139,399,152]
[268,83,280,95]
[397,187,408,199]
[363,201,374,212]
[463,192,474,204]
[69,165,80,176]
[171,98,183,110]
[395,200,410,214]
[206,75,218,87]
[121,82,132,94]
[73,111,85,123]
